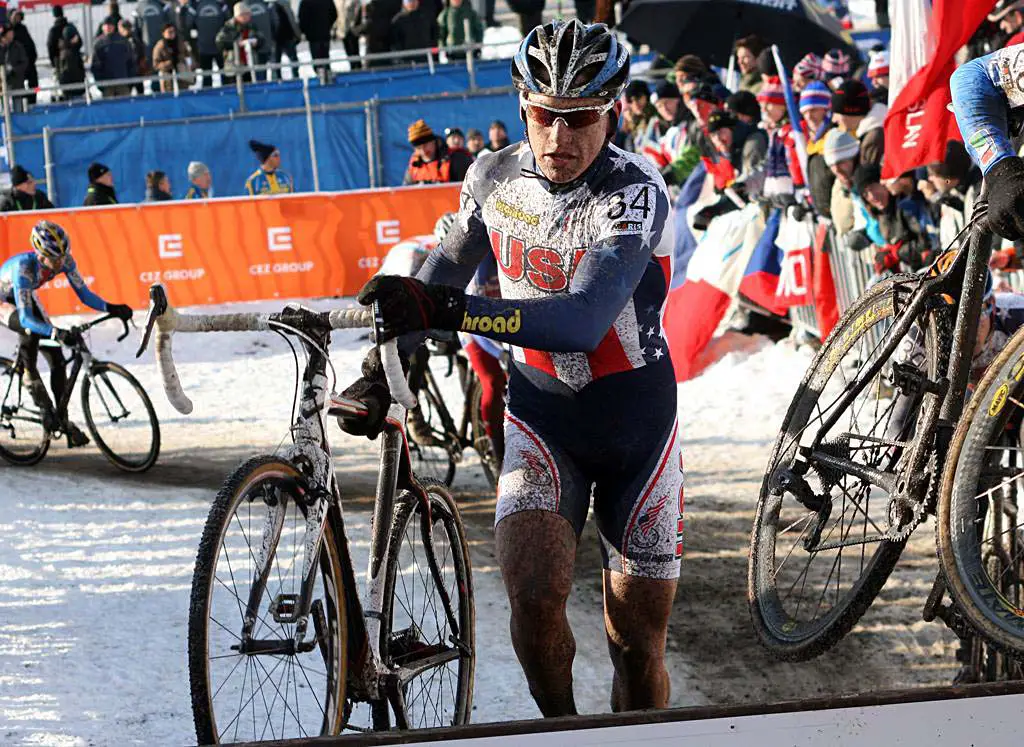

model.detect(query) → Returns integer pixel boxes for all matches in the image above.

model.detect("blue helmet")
[30,220,70,261]
[511,20,630,101]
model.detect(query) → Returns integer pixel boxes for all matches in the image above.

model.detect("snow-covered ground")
[0,299,813,746]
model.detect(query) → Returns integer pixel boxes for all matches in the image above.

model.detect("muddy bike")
[748,203,1024,664]
[408,341,503,489]
[0,314,160,471]
[136,285,474,743]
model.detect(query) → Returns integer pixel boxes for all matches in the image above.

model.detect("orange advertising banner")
[0,184,462,315]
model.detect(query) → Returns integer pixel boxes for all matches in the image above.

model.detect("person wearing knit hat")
[823,128,859,168]
[687,82,722,127]
[832,78,887,166]
[726,90,760,126]
[403,118,473,185]
[822,48,852,88]
[0,165,54,212]
[757,77,787,126]
[83,162,117,206]
[799,81,833,153]
[244,139,293,196]
[407,119,434,147]
[184,161,213,200]
[799,81,831,116]
[867,49,889,87]
[793,53,824,92]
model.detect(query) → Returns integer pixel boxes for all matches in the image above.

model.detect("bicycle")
[408,340,503,489]
[0,313,160,472]
[747,201,1024,664]
[135,284,474,743]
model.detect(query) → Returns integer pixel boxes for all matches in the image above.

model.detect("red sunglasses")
[520,95,615,129]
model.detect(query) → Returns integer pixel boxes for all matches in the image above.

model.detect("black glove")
[985,156,1024,240]
[337,348,401,439]
[357,275,466,342]
[52,327,80,346]
[107,303,133,322]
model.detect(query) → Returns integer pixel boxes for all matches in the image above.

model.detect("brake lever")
[117,317,130,343]
[136,284,168,358]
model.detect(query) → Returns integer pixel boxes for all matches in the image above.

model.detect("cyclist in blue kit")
[340,20,681,715]
[0,220,133,445]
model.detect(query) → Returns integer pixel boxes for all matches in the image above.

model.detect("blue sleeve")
[12,263,52,337]
[64,259,108,312]
[951,50,1015,175]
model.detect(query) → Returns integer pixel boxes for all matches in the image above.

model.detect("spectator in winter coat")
[617,80,656,153]
[822,48,852,89]
[0,166,54,212]
[390,0,434,54]
[134,0,173,78]
[92,19,135,97]
[195,0,227,88]
[173,0,198,56]
[245,140,294,195]
[758,77,801,198]
[271,0,301,79]
[437,0,483,60]
[216,3,267,83]
[145,170,174,201]
[98,0,124,37]
[9,12,36,106]
[0,24,29,110]
[921,140,983,254]
[486,120,509,152]
[83,163,119,206]
[243,0,275,79]
[47,7,68,70]
[831,79,886,167]
[823,127,860,236]
[119,20,146,91]
[855,163,935,274]
[692,111,756,229]
[732,34,764,94]
[465,128,485,157]
[184,161,213,198]
[445,127,465,151]
[298,0,337,80]
[403,119,472,184]
[640,82,684,167]
[866,48,889,104]
[792,53,824,93]
[800,81,835,216]
[57,22,86,99]
[353,0,401,66]
[153,23,194,91]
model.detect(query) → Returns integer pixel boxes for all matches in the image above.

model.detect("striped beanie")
[868,49,890,79]
[756,76,786,106]
[407,119,434,145]
[799,81,831,113]
[793,53,823,82]
[823,128,860,167]
[822,48,851,77]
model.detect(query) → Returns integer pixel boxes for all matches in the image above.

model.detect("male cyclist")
[342,20,680,715]
[0,220,133,446]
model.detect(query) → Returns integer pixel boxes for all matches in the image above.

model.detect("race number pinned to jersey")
[604,182,657,237]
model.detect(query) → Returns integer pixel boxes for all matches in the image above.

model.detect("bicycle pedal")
[270,593,301,624]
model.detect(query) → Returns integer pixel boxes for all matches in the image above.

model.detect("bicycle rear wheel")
[469,379,501,490]
[81,362,160,472]
[409,383,457,486]
[749,275,948,660]
[378,478,474,728]
[0,356,49,466]
[939,327,1024,659]
[189,456,348,744]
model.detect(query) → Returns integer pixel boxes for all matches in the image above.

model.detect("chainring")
[886,450,937,542]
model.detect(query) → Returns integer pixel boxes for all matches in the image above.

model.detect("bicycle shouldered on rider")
[339,20,683,715]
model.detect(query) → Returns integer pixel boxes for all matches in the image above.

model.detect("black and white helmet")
[511,19,630,101]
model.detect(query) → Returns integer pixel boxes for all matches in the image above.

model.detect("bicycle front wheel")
[189,456,348,744]
[749,275,948,660]
[379,478,474,728]
[81,362,160,472]
[0,356,49,466]
[939,327,1024,659]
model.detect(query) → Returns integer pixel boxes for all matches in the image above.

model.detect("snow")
[0,297,811,745]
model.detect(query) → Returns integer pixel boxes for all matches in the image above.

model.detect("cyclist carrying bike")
[0,220,133,446]
[343,20,680,715]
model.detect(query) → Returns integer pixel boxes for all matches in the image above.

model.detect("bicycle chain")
[887,451,937,542]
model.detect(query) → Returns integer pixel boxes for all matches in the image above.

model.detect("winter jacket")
[402,137,473,184]
[855,101,887,167]
[57,25,86,86]
[47,17,69,67]
[83,182,119,206]
[145,185,174,201]
[0,40,29,89]
[152,36,191,73]
[298,0,338,42]
[195,0,227,56]
[353,0,401,55]
[389,7,433,52]
[245,168,293,195]
[831,177,856,236]
[271,0,301,46]
[134,0,172,59]
[245,0,276,60]
[738,69,761,94]
[437,3,483,48]
[871,192,937,272]
[12,24,36,65]
[91,32,135,81]
[215,19,267,70]
[173,2,198,54]
[184,184,209,199]
[0,189,54,212]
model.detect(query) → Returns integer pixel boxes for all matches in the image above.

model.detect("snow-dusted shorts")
[495,361,685,580]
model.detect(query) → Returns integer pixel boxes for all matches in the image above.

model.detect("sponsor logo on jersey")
[461,309,521,334]
[489,228,586,292]
[494,199,540,227]
[968,128,998,167]
[612,220,644,232]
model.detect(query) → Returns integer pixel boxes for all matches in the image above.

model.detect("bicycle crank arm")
[808,450,896,493]
[395,646,461,686]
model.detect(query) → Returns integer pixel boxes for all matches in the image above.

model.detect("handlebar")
[134,284,417,415]
[71,313,131,343]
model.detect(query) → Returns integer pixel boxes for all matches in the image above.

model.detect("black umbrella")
[618,0,859,70]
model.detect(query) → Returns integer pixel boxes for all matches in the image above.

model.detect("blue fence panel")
[311,109,371,191]
[377,92,522,186]
[50,113,320,205]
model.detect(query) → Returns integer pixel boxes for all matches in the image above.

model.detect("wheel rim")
[202,467,345,742]
[0,363,47,460]
[388,494,471,728]
[755,292,925,643]
[83,367,157,468]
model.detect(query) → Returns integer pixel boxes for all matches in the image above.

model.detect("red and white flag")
[882,0,993,179]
